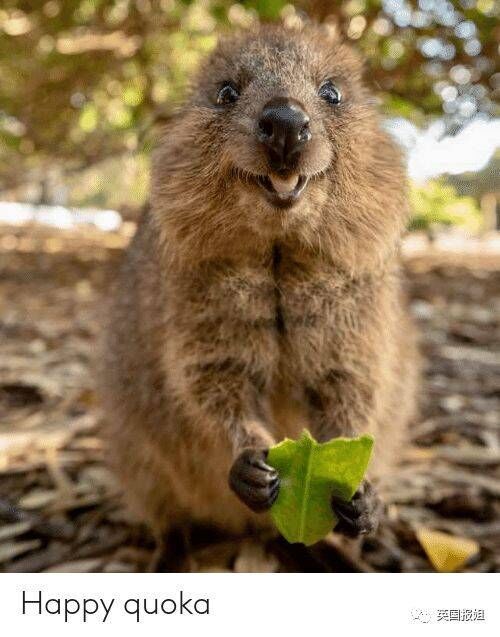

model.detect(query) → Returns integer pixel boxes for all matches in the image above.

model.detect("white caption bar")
[0,573,498,636]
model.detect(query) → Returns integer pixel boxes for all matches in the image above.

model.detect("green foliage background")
[409,179,482,231]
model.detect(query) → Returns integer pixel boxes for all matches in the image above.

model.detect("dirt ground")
[0,222,499,572]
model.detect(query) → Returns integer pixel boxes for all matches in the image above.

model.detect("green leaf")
[267,430,374,546]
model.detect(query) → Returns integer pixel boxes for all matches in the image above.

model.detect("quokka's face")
[186,24,377,228]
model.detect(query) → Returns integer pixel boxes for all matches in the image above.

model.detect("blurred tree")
[408,178,482,230]
[0,0,498,193]
[303,0,499,123]
[448,152,500,229]
[449,152,500,198]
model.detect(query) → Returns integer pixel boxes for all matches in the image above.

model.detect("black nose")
[257,97,311,171]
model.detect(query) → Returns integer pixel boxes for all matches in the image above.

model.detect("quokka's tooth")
[269,174,300,194]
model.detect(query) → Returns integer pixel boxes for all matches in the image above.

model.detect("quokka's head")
[154,22,405,248]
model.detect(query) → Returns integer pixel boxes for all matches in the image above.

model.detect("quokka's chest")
[204,265,344,321]
[194,259,356,351]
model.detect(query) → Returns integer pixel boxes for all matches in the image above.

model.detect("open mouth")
[254,173,309,208]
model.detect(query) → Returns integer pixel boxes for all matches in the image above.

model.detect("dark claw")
[331,480,381,538]
[229,448,280,513]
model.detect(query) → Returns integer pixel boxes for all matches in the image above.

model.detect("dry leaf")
[103,561,136,573]
[45,558,103,573]
[0,540,41,563]
[0,522,31,542]
[18,489,58,509]
[233,541,278,573]
[416,527,479,572]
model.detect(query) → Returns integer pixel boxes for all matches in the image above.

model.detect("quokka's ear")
[319,17,342,42]
[280,8,347,46]
[281,6,308,32]
[291,1,348,39]
[319,14,353,46]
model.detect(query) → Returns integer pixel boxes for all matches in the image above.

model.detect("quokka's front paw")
[331,479,381,538]
[229,448,280,513]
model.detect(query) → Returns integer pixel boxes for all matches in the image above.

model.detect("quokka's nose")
[257,97,311,171]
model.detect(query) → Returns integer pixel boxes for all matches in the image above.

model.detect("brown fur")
[99,23,420,537]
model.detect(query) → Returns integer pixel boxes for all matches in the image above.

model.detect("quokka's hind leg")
[151,522,246,572]
[103,415,185,534]
[149,525,191,572]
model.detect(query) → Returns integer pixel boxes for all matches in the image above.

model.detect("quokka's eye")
[217,82,239,105]
[318,80,342,105]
